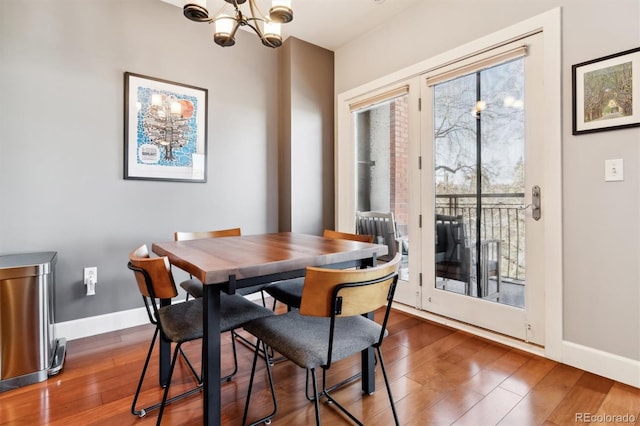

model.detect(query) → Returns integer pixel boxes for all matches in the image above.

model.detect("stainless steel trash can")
[0,252,66,392]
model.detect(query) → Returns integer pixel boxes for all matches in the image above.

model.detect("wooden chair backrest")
[323,229,374,243]
[128,244,177,299]
[299,252,401,318]
[174,227,241,242]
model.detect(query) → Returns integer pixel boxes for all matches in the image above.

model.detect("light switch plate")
[605,159,623,182]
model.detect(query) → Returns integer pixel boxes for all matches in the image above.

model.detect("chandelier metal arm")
[248,0,268,22]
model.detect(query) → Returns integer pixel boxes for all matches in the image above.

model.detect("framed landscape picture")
[572,47,640,135]
[124,72,208,182]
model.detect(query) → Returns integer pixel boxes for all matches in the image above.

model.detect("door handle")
[531,185,541,221]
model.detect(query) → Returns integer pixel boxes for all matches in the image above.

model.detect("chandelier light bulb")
[269,0,293,23]
[262,21,282,47]
[214,15,235,47]
[183,1,209,21]
[184,0,293,48]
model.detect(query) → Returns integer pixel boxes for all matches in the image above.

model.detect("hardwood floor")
[1,302,638,425]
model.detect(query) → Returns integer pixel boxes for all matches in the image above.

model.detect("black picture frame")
[572,47,640,135]
[124,72,208,182]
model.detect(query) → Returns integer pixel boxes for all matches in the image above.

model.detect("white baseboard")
[56,293,265,342]
[391,302,547,357]
[562,341,640,388]
[55,307,150,341]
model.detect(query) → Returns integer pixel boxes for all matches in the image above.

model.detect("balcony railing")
[436,193,526,282]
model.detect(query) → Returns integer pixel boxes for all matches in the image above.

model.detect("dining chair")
[173,228,270,368]
[435,214,501,297]
[264,229,375,311]
[174,228,268,303]
[127,244,273,424]
[355,211,399,262]
[173,228,241,300]
[242,252,402,426]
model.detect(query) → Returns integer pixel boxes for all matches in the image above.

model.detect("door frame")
[336,8,562,359]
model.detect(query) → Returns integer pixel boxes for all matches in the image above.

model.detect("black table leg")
[361,311,376,394]
[361,255,377,394]
[203,284,221,425]
[159,298,171,387]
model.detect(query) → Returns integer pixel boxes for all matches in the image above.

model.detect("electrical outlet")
[84,267,97,296]
[84,267,97,285]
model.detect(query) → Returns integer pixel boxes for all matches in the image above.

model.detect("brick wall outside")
[390,97,409,235]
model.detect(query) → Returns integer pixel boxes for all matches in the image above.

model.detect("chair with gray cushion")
[174,228,271,366]
[242,252,402,426]
[435,214,501,297]
[264,229,374,311]
[128,245,273,424]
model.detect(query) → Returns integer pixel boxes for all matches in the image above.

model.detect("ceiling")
[161,0,421,51]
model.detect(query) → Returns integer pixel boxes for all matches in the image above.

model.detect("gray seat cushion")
[243,311,385,369]
[236,284,269,297]
[180,278,204,298]
[219,293,273,332]
[264,278,304,308]
[158,294,273,343]
[180,278,267,299]
[158,298,203,343]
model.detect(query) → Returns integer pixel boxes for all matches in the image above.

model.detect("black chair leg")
[178,345,201,384]
[377,347,399,425]
[243,340,277,426]
[131,327,160,417]
[133,336,203,423]
[321,368,363,426]
[157,343,182,425]
[310,368,321,426]
[305,369,314,401]
[221,331,239,382]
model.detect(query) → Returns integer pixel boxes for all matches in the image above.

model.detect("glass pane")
[433,74,477,296]
[354,95,409,280]
[433,59,525,308]
[480,60,526,308]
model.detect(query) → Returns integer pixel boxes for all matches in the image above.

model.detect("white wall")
[335,0,640,370]
[0,0,280,322]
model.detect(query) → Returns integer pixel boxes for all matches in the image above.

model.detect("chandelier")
[183,0,293,48]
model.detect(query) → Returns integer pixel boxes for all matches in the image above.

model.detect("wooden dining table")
[151,232,388,426]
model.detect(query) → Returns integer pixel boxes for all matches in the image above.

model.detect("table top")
[151,232,388,286]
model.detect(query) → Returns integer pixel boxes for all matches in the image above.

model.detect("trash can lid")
[0,252,57,279]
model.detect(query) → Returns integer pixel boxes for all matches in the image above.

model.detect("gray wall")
[278,37,335,234]
[335,0,640,361]
[0,0,280,322]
